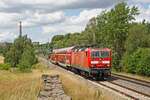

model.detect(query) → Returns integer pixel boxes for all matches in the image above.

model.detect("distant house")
[0,42,7,47]
[32,42,40,45]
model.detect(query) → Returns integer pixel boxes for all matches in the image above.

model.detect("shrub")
[135,48,150,76]
[4,35,38,71]
[120,53,131,72]
[121,48,150,76]
[0,63,11,70]
[17,46,38,72]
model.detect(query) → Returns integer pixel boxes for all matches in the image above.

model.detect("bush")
[4,35,38,71]
[135,48,150,76]
[0,63,11,70]
[121,52,139,73]
[121,48,150,76]
[120,53,131,72]
[17,46,38,72]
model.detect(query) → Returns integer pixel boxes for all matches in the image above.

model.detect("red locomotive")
[50,46,111,79]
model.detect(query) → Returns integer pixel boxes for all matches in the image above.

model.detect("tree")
[135,48,150,76]
[146,22,150,34]
[120,24,150,72]
[96,2,139,70]
[125,24,150,54]
[4,35,38,71]
[18,45,38,71]
[123,48,150,76]
[84,17,98,44]
[2,43,12,56]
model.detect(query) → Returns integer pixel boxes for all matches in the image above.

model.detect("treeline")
[50,2,150,76]
[2,35,38,71]
[0,43,11,54]
[34,43,51,56]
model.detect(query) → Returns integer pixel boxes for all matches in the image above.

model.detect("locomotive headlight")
[91,61,99,64]
[102,61,110,64]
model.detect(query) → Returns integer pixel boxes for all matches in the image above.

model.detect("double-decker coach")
[50,46,111,79]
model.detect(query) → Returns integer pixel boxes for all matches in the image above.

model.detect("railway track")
[111,73,150,88]
[96,80,150,100]
[42,57,150,100]
[108,73,150,100]
[96,81,139,100]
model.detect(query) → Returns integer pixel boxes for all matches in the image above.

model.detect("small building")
[0,42,7,47]
[32,42,40,45]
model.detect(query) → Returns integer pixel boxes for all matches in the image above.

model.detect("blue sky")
[0,0,150,44]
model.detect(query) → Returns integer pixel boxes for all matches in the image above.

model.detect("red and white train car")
[50,46,111,79]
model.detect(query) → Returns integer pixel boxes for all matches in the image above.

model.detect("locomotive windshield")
[91,51,109,58]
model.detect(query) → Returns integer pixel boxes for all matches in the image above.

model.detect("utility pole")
[19,21,22,38]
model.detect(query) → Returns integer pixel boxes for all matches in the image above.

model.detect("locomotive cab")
[89,48,111,79]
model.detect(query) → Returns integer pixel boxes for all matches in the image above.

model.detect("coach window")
[79,49,82,52]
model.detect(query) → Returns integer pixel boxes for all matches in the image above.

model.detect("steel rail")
[96,82,139,100]
[108,81,150,98]
[112,73,150,88]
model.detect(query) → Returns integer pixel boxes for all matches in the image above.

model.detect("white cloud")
[0,0,121,13]
[134,4,150,22]
[0,31,17,42]
[0,0,121,43]
[42,9,104,35]
[0,0,150,43]
[23,11,65,27]
[0,13,21,29]
[130,0,150,3]
[0,11,65,29]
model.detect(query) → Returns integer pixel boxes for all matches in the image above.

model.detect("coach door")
[65,56,70,67]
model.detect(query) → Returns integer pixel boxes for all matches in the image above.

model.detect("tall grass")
[0,56,4,64]
[0,70,43,100]
[0,57,106,100]
[60,75,103,100]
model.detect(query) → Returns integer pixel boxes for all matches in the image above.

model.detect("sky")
[0,0,150,44]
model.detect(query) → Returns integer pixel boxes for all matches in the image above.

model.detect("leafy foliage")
[0,63,11,70]
[50,2,139,70]
[95,2,139,70]
[0,43,12,56]
[124,24,150,54]
[4,35,38,71]
[17,45,38,71]
[123,48,150,76]
[120,23,150,73]
[48,2,150,76]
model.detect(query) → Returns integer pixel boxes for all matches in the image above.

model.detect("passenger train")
[50,46,111,79]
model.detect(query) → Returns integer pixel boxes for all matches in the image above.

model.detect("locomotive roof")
[53,46,111,53]
[87,48,111,51]
[53,46,75,52]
